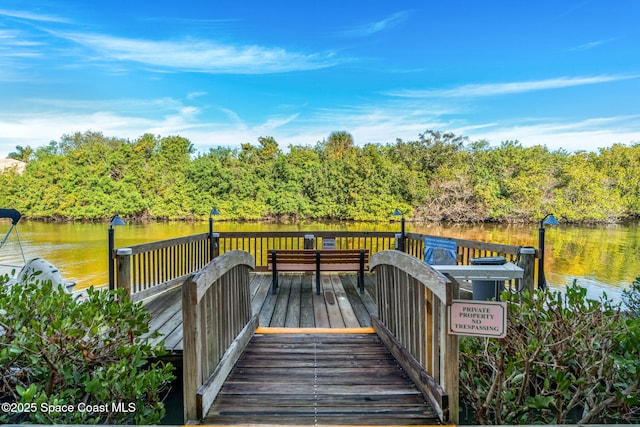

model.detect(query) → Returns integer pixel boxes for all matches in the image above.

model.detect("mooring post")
[211,232,220,260]
[519,246,536,294]
[304,234,314,249]
[315,250,321,295]
[116,248,132,298]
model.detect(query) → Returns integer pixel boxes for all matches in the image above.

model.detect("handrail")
[369,250,459,424]
[405,231,526,260]
[113,233,211,300]
[114,229,535,299]
[405,231,537,291]
[182,250,257,423]
[216,231,397,270]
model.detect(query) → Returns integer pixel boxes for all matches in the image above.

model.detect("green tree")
[187,147,237,217]
[468,141,571,221]
[0,129,636,222]
[7,145,33,162]
[553,152,625,222]
[595,144,640,218]
[151,135,195,218]
[324,131,354,159]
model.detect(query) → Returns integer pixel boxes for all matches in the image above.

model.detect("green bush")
[0,277,175,424]
[460,284,640,424]
[622,276,640,317]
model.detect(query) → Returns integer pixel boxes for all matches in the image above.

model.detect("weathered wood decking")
[141,272,379,353]
[118,232,527,425]
[203,331,440,426]
[143,272,443,425]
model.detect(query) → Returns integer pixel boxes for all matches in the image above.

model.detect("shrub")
[460,284,640,424]
[622,276,640,317]
[0,277,175,424]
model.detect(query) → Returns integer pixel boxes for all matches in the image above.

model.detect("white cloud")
[2,95,639,160]
[388,75,639,98]
[0,99,305,157]
[257,114,301,132]
[338,11,410,37]
[187,91,207,100]
[570,38,615,51]
[0,9,70,24]
[54,31,342,74]
[0,29,43,58]
[466,116,640,152]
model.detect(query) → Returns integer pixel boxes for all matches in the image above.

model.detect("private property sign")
[448,300,507,338]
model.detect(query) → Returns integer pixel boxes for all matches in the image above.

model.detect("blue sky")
[1,0,639,158]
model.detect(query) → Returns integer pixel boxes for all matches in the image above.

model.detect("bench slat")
[270,249,369,296]
[270,263,316,271]
[319,263,362,271]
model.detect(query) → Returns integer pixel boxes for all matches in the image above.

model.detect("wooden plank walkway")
[202,331,440,426]
[141,272,379,353]
[142,272,444,425]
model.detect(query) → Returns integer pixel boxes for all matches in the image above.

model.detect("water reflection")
[0,220,638,301]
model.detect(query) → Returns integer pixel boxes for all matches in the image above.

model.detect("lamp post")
[209,208,220,261]
[108,214,126,290]
[392,208,405,252]
[537,213,559,290]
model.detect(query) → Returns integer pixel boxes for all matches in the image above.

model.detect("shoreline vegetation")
[2,130,639,224]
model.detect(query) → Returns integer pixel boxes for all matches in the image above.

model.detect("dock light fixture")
[537,213,559,290]
[108,214,126,291]
[392,209,406,252]
[209,208,220,234]
[209,208,220,261]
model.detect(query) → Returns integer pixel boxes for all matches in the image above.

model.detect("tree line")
[1,130,639,223]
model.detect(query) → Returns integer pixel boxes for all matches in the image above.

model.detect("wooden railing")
[406,231,528,264]
[370,250,459,424]
[113,231,398,298]
[113,233,211,301]
[216,231,397,269]
[114,230,537,299]
[405,232,537,291]
[181,250,257,423]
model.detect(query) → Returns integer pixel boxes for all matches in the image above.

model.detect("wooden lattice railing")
[181,250,257,423]
[370,250,460,424]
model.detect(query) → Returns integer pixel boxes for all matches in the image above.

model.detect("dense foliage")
[2,130,639,222]
[622,276,640,317]
[0,278,175,424]
[460,284,640,424]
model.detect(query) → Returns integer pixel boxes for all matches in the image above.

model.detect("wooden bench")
[268,249,369,295]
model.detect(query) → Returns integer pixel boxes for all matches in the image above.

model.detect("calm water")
[1,220,638,302]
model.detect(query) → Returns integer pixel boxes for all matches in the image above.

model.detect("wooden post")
[442,276,460,424]
[271,250,278,294]
[519,246,536,294]
[182,275,201,423]
[116,248,132,298]
[315,250,321,295]
[358,249,365,293]
[211,232,220,259]
[181,251,255,423]
[304,234,314,249]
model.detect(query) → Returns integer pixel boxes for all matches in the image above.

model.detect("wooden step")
[202,332,440,426]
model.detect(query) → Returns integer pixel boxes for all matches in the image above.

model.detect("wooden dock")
[141,272,378,353]
[203,330,440,426]
[141,272,442,425]
[114,230,533,425]
[140,249,461,426]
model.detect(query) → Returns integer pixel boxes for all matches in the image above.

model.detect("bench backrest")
[319,249,369,265]
[269,249,369,265]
